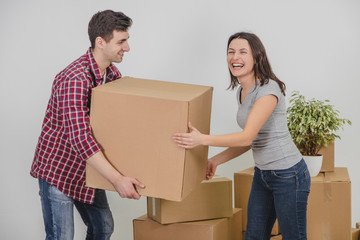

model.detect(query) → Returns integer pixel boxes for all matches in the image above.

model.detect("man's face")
[102,30,130,63]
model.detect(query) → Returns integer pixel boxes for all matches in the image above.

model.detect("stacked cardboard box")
[135,176,242,239]
[318,142,334,172]
[147,176,233,224]
[352,224,360,240]
[133,208,242,240]
[307,167,351,239]
[86,76,213,201]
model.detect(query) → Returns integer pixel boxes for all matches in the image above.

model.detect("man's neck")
[92,48,110,76]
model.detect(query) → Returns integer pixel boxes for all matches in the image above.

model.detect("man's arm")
[87,151,145,200]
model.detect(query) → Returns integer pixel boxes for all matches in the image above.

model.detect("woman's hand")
[206,160,218,180]
[173,122,205,149]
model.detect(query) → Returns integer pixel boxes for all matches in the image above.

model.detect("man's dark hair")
[88,10,132,49]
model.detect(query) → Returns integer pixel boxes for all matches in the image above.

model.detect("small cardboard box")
[147,176,233,224]
[86,76,213,201]
[352,228,360,240]
[307,167,351,239]
[133,208,242,240]
[318,141,334,172]
[234,167,280,235]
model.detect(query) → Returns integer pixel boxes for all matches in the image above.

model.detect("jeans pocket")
[303,168,311,192]
[273,169,296,179]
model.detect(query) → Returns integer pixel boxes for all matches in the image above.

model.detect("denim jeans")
[245,159,311,240]
[38,178,114,240]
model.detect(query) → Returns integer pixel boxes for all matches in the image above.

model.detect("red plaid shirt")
[31,49,121,204]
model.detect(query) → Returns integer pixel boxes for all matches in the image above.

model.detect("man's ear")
[95,36,105,50]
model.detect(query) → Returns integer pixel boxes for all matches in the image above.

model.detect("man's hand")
[112,175,145,200]
[87,151,145,200]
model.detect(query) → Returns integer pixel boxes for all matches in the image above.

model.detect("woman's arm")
[206,146,250,179]
[173,94,278,148]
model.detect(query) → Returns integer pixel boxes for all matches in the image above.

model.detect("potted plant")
[287,91,351,177]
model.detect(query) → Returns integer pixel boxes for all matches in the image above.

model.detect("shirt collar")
[87,48,102,81]
[87,48,121,84]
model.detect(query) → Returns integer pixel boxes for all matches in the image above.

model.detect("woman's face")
[227,38,255,80]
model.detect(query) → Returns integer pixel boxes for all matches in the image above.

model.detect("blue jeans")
[38,178,114,240]
[245,159,311,240]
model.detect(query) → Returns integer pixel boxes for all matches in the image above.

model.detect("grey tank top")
[236,80,302,170]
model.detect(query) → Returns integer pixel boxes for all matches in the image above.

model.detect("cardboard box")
[270,234,282,240]
[318,142,334,172]
[133,208,242,240]
[352,228,360,240]
[234,167,280,235]
[86,76,213,201]
[147,176,232,224]
[307,167,351,239]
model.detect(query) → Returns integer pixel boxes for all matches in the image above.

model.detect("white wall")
[1,0,359,239]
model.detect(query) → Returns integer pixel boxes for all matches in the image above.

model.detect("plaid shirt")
[31,49,121,204]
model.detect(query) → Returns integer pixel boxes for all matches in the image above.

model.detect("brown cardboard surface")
[318,142,334,172]
[270,234,282,240]
[147,176,233,224]
[133,208,242,240]
[307,167,351,239]
[352,228,360,240]
[234,167,280,235]
[86,76,213,201]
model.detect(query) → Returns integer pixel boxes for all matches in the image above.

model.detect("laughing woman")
[173,32,310,240]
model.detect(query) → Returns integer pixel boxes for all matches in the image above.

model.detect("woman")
[173,32,310,240]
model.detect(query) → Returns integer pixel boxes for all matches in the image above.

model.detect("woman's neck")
[238,75,256,92]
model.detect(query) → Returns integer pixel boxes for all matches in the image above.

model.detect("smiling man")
[30,10,144,240]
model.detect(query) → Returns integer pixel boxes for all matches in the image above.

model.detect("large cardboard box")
[318,142,334,172]
[307,167,351,239]
[234,167,280,235]
[147,176,232,224]
[86,77,213,201]
[133,208,242,240]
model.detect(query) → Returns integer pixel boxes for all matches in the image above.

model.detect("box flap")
[235,167,254,176]
[325,167,350,182]
[95,76,212,101]
[312,167,350,183]
[202,175,231,183]
[134,214,148,222]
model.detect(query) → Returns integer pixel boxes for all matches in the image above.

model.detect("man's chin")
[112,58,123,64]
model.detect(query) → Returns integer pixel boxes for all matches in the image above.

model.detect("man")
[30,10,144,240]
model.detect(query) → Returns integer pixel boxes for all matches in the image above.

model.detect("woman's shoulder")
[265,79,279,88]
[255,79,283,100]
[257,79,280,91]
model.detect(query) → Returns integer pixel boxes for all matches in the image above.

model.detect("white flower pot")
[303,155,323,177]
